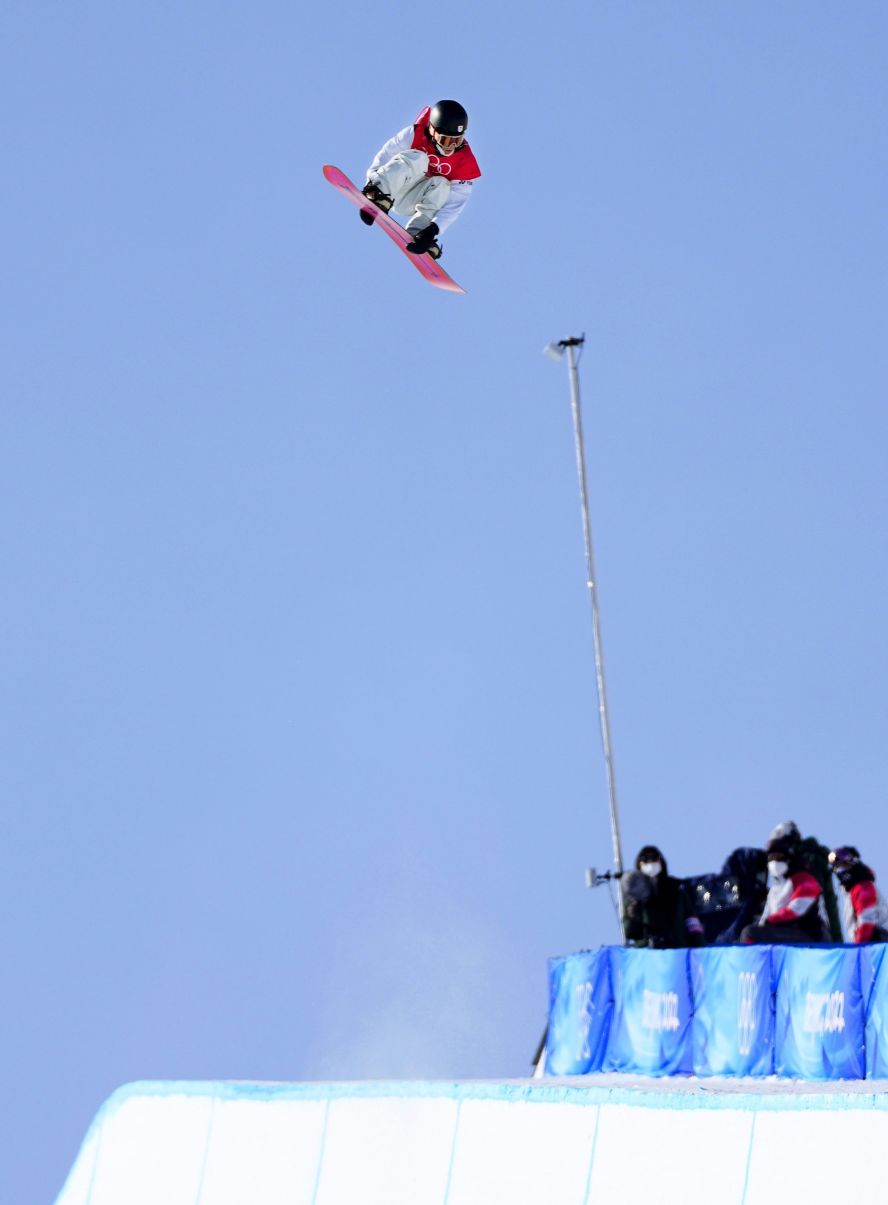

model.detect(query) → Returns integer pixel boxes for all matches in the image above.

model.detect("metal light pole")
[544,335,626,938]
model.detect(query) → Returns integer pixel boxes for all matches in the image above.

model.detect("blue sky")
[3,3,887,1200]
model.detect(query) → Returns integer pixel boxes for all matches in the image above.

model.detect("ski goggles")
[429,127,465,153]
[829,847,859,870]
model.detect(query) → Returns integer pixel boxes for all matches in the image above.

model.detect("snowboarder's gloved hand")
[405,223,442,259]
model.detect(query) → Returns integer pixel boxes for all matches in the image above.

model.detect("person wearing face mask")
[622,845,705,949]
[359,100,481,260]
[829,846,888,943]
[768,819,842,940]
[740,835,830,944]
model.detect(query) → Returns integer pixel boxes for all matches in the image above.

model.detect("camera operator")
[621,845,704,949]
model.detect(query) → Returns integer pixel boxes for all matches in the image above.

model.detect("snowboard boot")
[405,222,442,259]
[360,182,394,225]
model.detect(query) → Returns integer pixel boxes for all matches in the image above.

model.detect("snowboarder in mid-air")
[360,100,481,261]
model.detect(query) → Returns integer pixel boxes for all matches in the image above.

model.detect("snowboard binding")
[405,223,442,260]
[359,182,394,225]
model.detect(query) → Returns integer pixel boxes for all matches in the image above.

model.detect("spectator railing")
[545,944,888,1079]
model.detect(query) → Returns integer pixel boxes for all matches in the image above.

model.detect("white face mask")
[768,860,789,881]
[639,861,662,878]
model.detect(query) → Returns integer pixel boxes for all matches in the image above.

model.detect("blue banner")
[545,945,888,1079]
[860,944,888,1079]
[603,948,693,1075]
[691,946,774,1076]
[545,950,613,1075]
[774,946,865,1080]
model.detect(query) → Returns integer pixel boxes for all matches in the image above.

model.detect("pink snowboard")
[323,165,466,295]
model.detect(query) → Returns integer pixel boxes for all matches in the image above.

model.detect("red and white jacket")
[760,870,828,938]
[841,877,888,943]
[367,108,481,234]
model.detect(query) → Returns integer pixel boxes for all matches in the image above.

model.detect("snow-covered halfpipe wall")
[56,1077,888,1205]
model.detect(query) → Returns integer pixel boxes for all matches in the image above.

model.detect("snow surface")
[55,1077,888,1205]
[544,1071,888,1096]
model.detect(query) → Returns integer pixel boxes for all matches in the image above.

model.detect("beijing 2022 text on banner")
[691,945,774,1077]
[545,950,612,1075]
[774,945,864,1079]
[604,948,693,1075]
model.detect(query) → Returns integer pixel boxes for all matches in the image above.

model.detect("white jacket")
[368,126,474,235]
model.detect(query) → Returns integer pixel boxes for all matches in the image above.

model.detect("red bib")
[411,107,481,182]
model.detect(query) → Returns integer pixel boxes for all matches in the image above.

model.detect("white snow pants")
[368,150,450,232]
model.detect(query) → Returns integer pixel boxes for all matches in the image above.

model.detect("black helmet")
[829,845,864,889]
[829,846,860,873]
[766,835,796,862]
[769,820,800,845]
[429,100,468,136]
